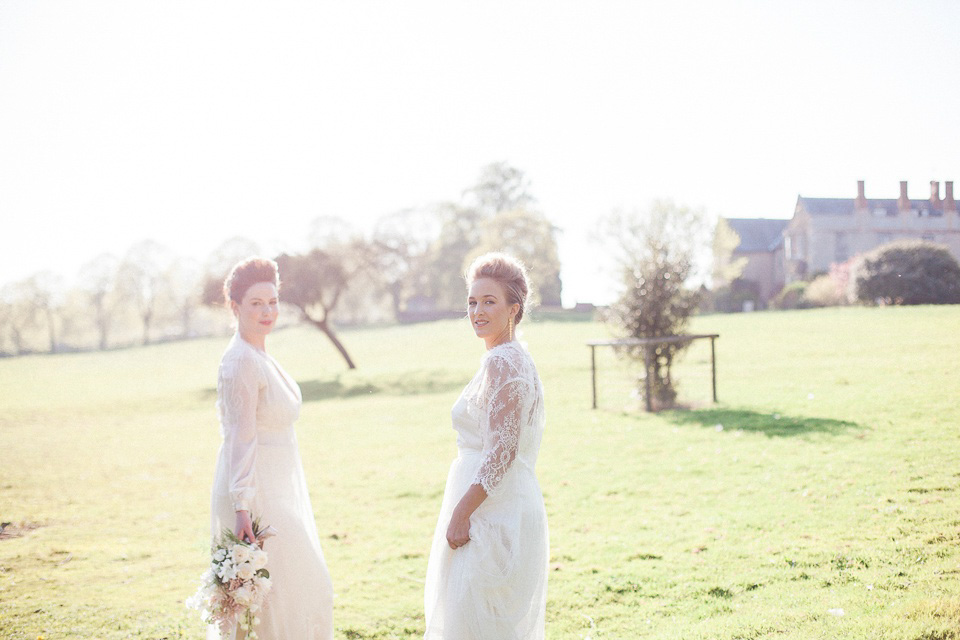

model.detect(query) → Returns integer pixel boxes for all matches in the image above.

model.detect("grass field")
[1,305,959,639]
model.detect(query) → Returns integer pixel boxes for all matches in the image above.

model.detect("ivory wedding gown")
[424,340,549,640]
[209,334,333,639]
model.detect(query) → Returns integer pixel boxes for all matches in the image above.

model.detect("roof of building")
[798,196,949,216]
[726,218,790,252]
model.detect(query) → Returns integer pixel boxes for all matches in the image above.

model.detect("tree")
[1,279,45,355]
[117,240,172,345]
[467,208,563,307]
[21,272,63,353]
[601,201,708,409]
[200,237,263,308]
[0,285,32,356]
[426,162,541,310]
[368,208,438,319]
[425,202,486,310]
[275,249,357,369]
[165,258,203,339]
[463,161,536,216]
[78,253,119,350]
[711,217,747,286]
[852,240,960,305]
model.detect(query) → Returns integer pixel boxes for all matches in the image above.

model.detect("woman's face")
[467,277,518,347]
[233,281,279,339]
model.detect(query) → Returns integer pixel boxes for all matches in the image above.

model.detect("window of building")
[834,232,848,262]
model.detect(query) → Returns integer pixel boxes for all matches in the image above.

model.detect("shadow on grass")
[664,407,860,438]
[200,369,468,403]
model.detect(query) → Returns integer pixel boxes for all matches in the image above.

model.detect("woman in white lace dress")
[424,253,549,640]
[208,257,333,639]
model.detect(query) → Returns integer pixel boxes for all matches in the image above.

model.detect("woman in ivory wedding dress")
[423,253,549,640]
[208,257,333,640]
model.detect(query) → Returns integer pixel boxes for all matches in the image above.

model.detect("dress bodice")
[451,340,545,495]
[217,335,302,436]
[215,334,303,511]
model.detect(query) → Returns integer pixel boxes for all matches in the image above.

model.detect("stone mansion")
[724,180,960,304]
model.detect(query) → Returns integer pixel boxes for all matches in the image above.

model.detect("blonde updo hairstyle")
[223,257,281,307]
[465,252,530,324]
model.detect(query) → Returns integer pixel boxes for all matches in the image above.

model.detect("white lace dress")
[424,340,549,640]
[209,335,334,640]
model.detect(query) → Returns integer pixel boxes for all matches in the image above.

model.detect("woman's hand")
[446,484,488,550]
[446,511,471,550]
[235,510,255,543]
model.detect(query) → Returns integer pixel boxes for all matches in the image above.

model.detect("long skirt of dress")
[424,450,548,640]
[209,434,334,640]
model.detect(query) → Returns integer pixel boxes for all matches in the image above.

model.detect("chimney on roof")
[930,180,941,206]
[945,181,956,212]
[855,180,867,208]
[898,181,910,212]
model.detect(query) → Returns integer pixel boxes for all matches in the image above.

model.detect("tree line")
[0,163,563,361]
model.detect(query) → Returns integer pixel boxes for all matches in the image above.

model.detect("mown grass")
[1,305,959,639]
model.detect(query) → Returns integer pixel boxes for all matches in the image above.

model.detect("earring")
[509,317,514,341]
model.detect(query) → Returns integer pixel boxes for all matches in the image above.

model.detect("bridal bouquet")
[187,518,277,639]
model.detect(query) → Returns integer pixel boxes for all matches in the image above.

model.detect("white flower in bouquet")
[217,560,237,582]
[236,562,256,581]
[251,547,268,570]
[233,584,255,607]
[232,543,252,564]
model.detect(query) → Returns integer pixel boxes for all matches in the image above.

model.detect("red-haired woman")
[208,257,333,639]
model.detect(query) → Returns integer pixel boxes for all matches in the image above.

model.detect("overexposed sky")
[2,1,959,305]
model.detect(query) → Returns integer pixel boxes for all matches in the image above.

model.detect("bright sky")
[2,1,958,306]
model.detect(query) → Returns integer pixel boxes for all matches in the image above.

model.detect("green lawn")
[1,306,959,639]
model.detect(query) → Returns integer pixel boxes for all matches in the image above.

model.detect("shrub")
[773,281,809,310]
[804,274,843,307]
[852,240,960,305]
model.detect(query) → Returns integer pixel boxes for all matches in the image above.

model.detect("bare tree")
[165,257,202,338]
[0,277,57,354]
[117,240,171,345]
[369,208,439,319]
[78,253,119,350]
[24,272,63,353]
[0,290,17,356]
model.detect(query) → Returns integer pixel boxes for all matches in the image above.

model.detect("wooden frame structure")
[587,334,719,411]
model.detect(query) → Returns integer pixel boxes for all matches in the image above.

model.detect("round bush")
[773,281,809,310]
[804,274,844,307]
[853,240,960,305]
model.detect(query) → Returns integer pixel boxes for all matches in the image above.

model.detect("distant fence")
[587,334,719,411]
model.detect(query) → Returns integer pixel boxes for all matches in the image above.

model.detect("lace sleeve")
[218,354,262,512]
[473,353,531,496]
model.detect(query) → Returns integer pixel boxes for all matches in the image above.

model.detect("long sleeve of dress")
[474,353,530,496]
[218,354,262,512]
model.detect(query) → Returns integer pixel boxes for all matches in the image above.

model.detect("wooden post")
[710,336,717,403]
[643,345,653,412]
[590,344,597,410]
